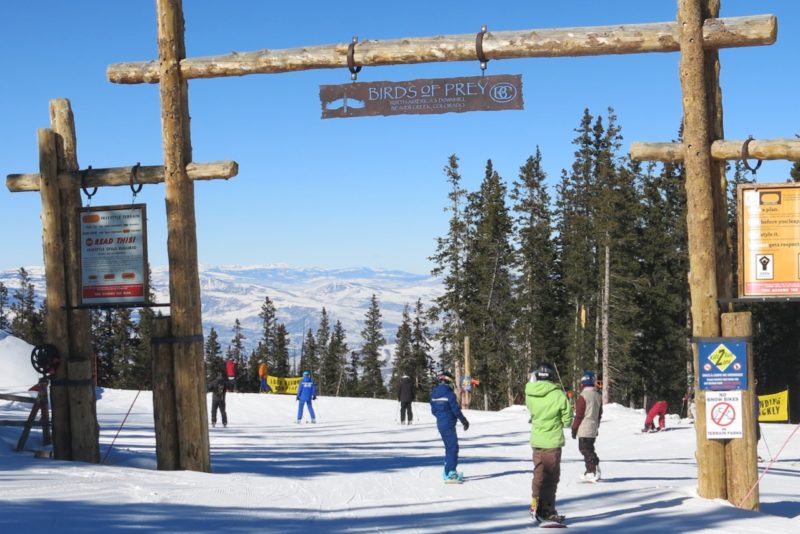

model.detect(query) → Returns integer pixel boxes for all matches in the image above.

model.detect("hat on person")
[533,363,556,382]
[303,371,310,377]
[580,371,596,387]
[437,371,454,383]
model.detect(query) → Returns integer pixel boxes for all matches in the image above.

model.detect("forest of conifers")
[2,107,798,419]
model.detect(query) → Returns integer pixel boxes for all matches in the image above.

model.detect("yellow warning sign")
[707,344,736,371]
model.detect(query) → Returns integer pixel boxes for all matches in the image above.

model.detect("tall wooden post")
[38,128,72,460]
[156,0,210,472]
[721,312,759,510]
[50,99,100,463]
[152,316,180,470]
[678,0,726,498]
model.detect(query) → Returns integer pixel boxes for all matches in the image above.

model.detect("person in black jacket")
[398,375,415,425]
[208,372,228,428]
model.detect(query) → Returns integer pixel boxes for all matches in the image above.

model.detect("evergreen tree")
[315,308,332,393]
[257,296,278,367]
[388,305,413,396]
[272,323,291,377]
[359,294,387,398]
[110,307,139,390]
[429,155,469,372]
[204,327,224,382]
[410,299,434,401]
[327,320,349,396]
[510,148,564,388]
[93,310,120,387]
[462,160,517,408]
[226,319,248,391]
[0,282,9,331]
[345,350,360,396]
[10,267,45,345]
[130,265,156,390]
[299,328,317,377]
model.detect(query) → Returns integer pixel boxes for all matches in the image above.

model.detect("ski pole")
[553,362,568,393]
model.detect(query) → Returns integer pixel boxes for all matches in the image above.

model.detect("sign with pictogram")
[705,390,743,439]
[697,338,748,391]
[738,183,800,297]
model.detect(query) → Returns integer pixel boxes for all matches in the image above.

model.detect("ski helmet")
[534,363,556,382]
[303,371,310,377]
[580,371,596,387]
[437,371,455,383]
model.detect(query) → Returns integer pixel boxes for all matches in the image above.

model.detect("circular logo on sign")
[85,238,93,246]
[703,363,712,371]
[490,83,517,103]
[733,363,742,371]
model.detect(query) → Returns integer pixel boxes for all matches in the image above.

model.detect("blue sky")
[1,1,798,274]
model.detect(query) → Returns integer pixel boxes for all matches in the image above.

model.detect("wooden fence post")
[152,316,180,470]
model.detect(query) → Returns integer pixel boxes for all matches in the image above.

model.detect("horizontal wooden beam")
[6,160,238,193]
[630,138,800,162]
[107,14,776,84]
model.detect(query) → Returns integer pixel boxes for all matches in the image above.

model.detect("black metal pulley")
[31,344,60,377]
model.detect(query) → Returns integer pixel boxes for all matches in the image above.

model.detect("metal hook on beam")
[347,36,362,82]
[476,25,489,75]
[741,136,763,174]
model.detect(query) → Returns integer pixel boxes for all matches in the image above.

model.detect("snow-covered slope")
[1,332,798,533]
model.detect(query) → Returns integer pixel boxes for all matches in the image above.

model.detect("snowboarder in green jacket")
[525,363,573,525]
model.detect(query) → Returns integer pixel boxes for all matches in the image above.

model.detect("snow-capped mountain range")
[0,264,443,358]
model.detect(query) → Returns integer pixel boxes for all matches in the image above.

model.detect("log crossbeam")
[631,138,800,162]
[107,14,776,84]
[6,160,238,193]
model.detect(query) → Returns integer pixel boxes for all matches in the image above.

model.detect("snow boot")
[444,470,463,484]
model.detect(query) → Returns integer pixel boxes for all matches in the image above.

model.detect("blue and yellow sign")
[697,338,748,391]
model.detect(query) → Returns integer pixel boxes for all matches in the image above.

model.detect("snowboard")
[531,510,566,528]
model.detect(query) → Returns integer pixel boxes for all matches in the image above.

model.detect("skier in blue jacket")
[430,371,470,482]
[296,371,317,423]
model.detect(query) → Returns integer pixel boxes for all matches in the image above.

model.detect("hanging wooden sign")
[320,74,523,119]
[79,204,149,306]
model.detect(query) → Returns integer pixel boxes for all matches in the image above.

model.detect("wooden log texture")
[107,14,776,84]
[152,316,180,471]
[679,0,726,500]
[631,138,800,162]
[6,160,237,193]
[38,128,72,460]
[50,98,100,464]
[157,0,210,473]
[721,312,759,512]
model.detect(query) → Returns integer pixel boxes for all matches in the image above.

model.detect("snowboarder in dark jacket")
[208,372,228,428]
[296,371,317,423]
[430,371,469,482]
[398,375,415,425]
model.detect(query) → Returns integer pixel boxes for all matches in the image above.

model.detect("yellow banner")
[267,376,302,395]
[758,390,789,422]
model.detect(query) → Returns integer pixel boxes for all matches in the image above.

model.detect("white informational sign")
[705,390,743,440]
[79,205,148,306]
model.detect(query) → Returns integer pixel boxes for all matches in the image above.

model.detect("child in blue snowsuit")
[430,372,470,481]
[296,371,317,423]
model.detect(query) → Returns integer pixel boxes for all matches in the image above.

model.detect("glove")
[571,428,577,440]
[313,396,317,400]
[462,420,470,431]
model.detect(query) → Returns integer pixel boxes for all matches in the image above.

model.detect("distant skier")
[643,400,668,432]
[225,357,237,392]
[430,371,470,483]
[572,371,603,482]
[526,363,572,526]
[258,360,271,393]
[208,372,228,428]
[296,371,317,423]
[398,375,415,425]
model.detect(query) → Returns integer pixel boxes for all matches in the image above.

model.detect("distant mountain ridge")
[0,264,443,359]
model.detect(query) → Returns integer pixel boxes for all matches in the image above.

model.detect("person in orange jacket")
[258,360,270,393]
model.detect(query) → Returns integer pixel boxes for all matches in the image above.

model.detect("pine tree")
[462,160,517,408]
[205,327,224,382]
[328,320,349,396]
[388,305,413,396]
[345,350,360,396]
[110,307,139,390]
[0,282,9,331]
[130,265,157,390]
[299,328,317,377]
[257,296,278,367]
[359,294,387,398]
[272,323,291,377]
[93,310,119,387]
[429,154,469,372]
[315,308,332,393]
[410,299,434,401]
[226,319,248,391]
[510,148,564,384]
[10,267,45,345]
